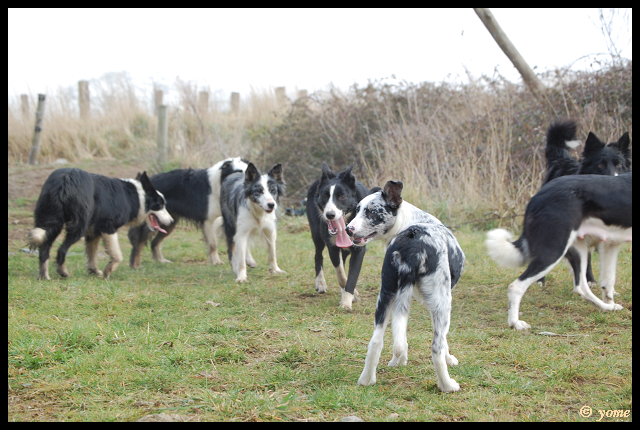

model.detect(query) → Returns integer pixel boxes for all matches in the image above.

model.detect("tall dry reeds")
[7,63,631,225]
[261,62,632,226]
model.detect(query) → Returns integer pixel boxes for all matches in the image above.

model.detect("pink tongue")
[150,215,168,234]
[332,216,352,248]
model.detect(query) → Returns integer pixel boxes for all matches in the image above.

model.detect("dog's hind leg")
[56,220,88,278]
[150,221,177,264]
[205,216,224,265]
[389,286,412,367]
[101,233,124,279]
[358,294,394,386]
[85,235,103,277]
[599,241,622,306]
[32,226,61,281]
[571,239,622,311]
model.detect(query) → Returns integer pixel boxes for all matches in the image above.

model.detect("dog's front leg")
[599,241,622,306]
[85,235,103,277]
[232,232,249,283]
[340,247,365,310]
[265,226,285,275]
[101,233,124,279]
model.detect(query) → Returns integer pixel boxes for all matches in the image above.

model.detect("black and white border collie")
[128,157,248,268]
[306,163,372,310]
[486,172,632,331]
[29,168,173,280]
[346,181,465,392]
[539,119,631,286]
[220,162,286,283]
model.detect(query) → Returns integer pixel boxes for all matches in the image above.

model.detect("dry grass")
[8,62,632,225]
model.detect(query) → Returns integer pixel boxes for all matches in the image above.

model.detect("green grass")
[8,214,632,421]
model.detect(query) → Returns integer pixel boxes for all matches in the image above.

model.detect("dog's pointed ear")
[609,132,631,159]
[382,181,403,208]
[138,171,157,194]
[269,163,284,184]
[368,186,382,196]
[244,163,260,183]
[320,163,335,181]
[583,132,605,156]
[338,163,356,187]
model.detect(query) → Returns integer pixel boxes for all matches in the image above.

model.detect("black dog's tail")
[542,119,581,184]
[545,119,580,166]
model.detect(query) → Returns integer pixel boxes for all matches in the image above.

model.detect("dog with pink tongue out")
[306,163,379,310]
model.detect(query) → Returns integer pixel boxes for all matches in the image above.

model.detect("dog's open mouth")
[148,214,168,234]
[327,216,352,248]
[352,233,377,246]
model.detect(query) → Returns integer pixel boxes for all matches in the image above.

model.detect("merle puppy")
[346,181,465,392]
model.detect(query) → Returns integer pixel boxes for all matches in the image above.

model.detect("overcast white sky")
[7,8,632,101]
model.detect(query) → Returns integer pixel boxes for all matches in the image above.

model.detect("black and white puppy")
[306,163,371,310]
[29,168,173,280]
[220,162,286,283]
[128,157,248,268]
[486,172,632,330]
[346,181,465,392]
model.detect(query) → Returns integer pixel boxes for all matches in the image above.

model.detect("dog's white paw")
[357,372,376,386]
[235,273,248,283]
[353,288,360,302]
[611,303,623,311]
[388,355,407,367]
[209,255,223,265]
[339,291,354,311]
[88,268,104,277]
[157,258,172,264]
[438,378,460,393]
[269,268,286,274]
[446,354,459,366]
[315,278,327,294]
[510,320,531,331]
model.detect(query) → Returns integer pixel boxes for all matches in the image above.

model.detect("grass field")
[8,191,632,421]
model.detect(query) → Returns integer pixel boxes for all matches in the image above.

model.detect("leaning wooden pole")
[27,94,47,165]
[474,8,546,96]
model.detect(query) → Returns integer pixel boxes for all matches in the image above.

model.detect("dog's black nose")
[326,211,335,220]
[268,203,275,209]
[345,226,354,236]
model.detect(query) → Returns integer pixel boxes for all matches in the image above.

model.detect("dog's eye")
[269,186,277,194]
[370,209,377,215]
[323,193,329,200]
[598,164,604,169]
[339,194,346,200]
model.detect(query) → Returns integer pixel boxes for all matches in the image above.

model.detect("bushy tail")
[28,227,47,249]
[545,119,580,167]
[485,228,529,268]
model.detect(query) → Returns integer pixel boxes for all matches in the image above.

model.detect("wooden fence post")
[157,105,168,167]
[78,80,90,120]
[154,90,163,115]
[275,86,286,109]
[20,94,29,122]
[198,91,209,115]
[297,89,308,104]
[230,92,240,114]
[27,94,46,165]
